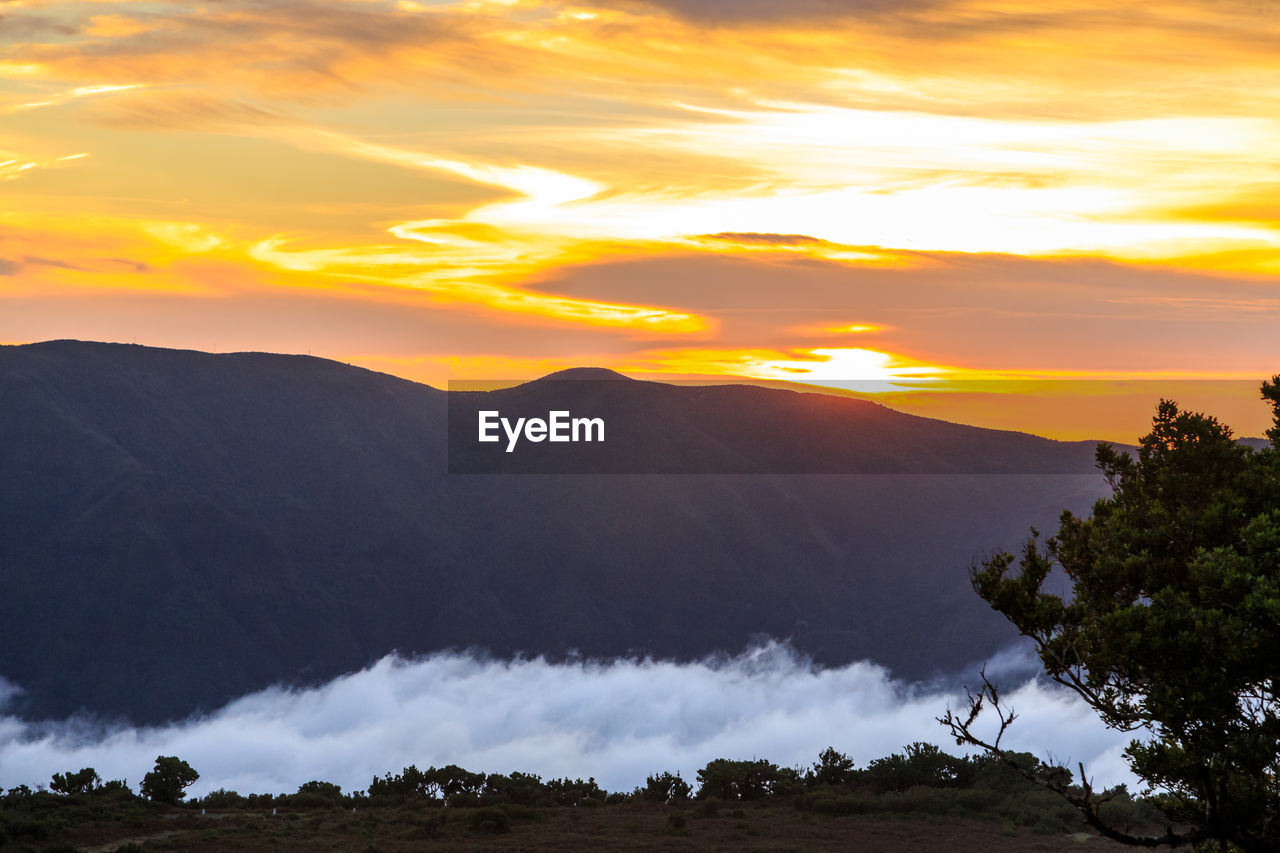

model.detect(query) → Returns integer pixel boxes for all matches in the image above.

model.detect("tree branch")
[937,669,1197,848]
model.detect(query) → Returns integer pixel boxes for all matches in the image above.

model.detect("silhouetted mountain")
[448,374,1102,474]
[1,341,1112,723]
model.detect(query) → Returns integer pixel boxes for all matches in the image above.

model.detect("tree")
[863,742,975,793]
[545,776,607,806]
[942,378,1280,850]
[639,771,692,803]
[805,746,856,787]
[366,763,486,805]
[49,767,101,795]
[140,756,199,805]
[695,758,800,800]
[292,780,343,807]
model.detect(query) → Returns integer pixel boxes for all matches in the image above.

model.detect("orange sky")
[2,0,1279,439]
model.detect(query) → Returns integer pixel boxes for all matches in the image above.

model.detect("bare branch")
[939,670,1197,848]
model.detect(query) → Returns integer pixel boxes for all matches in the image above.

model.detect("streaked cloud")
[0,0,1276,422]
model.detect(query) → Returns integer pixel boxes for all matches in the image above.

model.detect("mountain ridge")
[3,340,1112,723]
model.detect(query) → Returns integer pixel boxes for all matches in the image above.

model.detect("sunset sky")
[3,0,1278,438]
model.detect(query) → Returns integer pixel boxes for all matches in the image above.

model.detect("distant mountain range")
[2,341,1118,723]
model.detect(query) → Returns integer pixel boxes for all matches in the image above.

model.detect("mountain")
[447,370,1102,474]
[1,341,1112,723]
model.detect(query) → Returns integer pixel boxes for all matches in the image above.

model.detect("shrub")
[469,807,510,834]
[640,771,692,804]
[49,769,100,796]
[545,776,606,806]
[198,789,246,809]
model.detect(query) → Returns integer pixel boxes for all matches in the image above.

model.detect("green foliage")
[0,745,1178,848]
[468,806,510,834]
[367,764,425,800]
[139,756,199,805]
[695,758,800,801]
[1,814,51,842]
[639,771,692,803]
[365,764,609,809]
[432,765,486,806]
[863,742,976,793]
[695,797,721,817]
[544,776,606,806]
[482,771,549,806]
[1263,377,1280,447]
[297,780,342,799]
[286,780,344,808]
[0,783,158,851]
[197,788,246,809]
[805,747,856,787]
[100,779,134,798]
[947,380,1280,850]
[967,752,1065,794]
[367,764,485,805]
[48,768,100,796]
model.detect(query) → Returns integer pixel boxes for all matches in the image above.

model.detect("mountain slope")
[1,341,1110,723]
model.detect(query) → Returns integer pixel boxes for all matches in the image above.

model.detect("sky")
[2,0,1279,437]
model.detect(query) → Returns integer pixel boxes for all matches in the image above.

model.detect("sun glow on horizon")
[2,0,1278,424]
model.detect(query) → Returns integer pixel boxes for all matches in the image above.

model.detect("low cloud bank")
[0,644,1135,797]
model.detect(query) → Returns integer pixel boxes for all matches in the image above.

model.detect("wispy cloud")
[0,645,1134,797]
[3,0,1279,394]
[1,82,143,115]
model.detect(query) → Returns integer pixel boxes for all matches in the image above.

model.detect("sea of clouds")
[0,643,1136,797]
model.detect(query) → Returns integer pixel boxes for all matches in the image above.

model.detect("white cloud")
[0,644,1136,796]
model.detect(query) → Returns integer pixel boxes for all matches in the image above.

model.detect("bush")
[469,807,510,834]
[2,816,51,841]
[197,789,246,809]
[49,769,100,796]
[99,780,134,799]
[283,780,345,809]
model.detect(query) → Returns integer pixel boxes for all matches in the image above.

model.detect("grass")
[2,795,1162,853]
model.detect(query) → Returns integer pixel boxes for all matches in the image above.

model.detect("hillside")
[0,341,1111,723]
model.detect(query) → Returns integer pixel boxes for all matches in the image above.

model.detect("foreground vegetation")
[949,381,1280,849]
[1,744,1171,851]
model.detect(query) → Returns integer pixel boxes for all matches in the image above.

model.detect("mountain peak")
[536,367,634,381]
